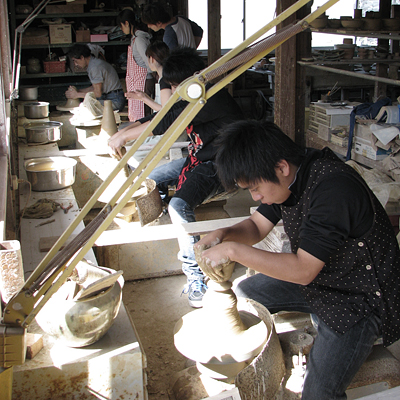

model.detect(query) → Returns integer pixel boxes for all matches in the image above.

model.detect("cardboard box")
[317,124,332,142]
[90,34,108,43]
[49,24,72,44]
[353,136,391,160]
[355,123,373,141]
[76,29,91,43]
[46,4,84,14]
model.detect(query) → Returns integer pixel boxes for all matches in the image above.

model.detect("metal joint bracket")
[0,325,26,368]
[176,74,206,103]
[301,21,310,29]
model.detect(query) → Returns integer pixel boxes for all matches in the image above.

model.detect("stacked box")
[309,102,354,143]
[317,124,331,141]
[353,137,391,160]
[46,4,84,13]
[49,24,72,44]
[90,34,108,42]
[76,29,90,43]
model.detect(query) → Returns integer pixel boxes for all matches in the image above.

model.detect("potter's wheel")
[56,98,81,112]
[174,280,269,381]
[56,105,81,112]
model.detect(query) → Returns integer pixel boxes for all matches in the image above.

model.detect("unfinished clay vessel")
[100,99,118,136]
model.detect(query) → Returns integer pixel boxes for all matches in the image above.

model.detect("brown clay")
[174,244,269,381]
[100,100,118,137]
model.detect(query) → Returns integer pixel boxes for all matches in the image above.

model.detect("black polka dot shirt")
[259,148,400,346]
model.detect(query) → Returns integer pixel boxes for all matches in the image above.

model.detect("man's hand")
[65,86,79,99]
[194,242,235,282]
[195,230,222,250]
[108,132,127,159]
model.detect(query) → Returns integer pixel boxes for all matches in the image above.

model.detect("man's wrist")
[120,131,128,146]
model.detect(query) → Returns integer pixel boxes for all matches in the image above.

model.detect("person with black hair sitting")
[125,41,171,112]
[141,3,203,50]
[65,43,125,111]
[195,119,400,399]
[108,47,243,308]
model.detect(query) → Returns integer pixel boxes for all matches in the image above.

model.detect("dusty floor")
[122,190,258,400]
[121,190,400,400]
[123,267,248,399]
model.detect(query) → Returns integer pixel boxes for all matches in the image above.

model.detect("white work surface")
[16,141,147,399]
[12,305,147,400]
[18,142,97,277]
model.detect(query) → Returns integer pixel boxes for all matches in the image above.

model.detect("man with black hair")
[141,3,203,49]
[195,119,400,399]
[108,47,243,308]
[66,44,125,111]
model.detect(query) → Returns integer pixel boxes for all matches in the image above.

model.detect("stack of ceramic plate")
[312,49,344,61]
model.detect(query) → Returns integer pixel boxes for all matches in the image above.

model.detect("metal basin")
[24,101,49,119]
[24,121,63,144]
[35,266,124,348]
[19,86,38,101]
[24,156,77,191]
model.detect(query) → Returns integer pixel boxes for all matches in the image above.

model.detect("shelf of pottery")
[301,8,400,86]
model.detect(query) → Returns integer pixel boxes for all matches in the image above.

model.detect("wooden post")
[0,0,12,100]
[176,0,188,17]
[375,0,391,101]
[275,0,311,146]
[207,0,221,65]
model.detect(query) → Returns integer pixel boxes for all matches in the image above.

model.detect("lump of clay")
[194,243,235,282]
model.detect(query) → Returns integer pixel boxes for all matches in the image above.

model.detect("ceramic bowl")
[341,19,364,29]
[328,19,341,29]
[309,17,328,29]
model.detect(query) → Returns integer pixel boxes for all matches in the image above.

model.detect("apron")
[126,40,148,122]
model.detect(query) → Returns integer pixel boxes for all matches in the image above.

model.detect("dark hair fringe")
[145,41,170,65]
[162,47,205,86]
[117,9,148,34]
[68,43,91,59]
[141,4,171,25]
[215,120,306,191]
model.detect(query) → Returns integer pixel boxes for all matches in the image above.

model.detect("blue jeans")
[99,90,126,111]
[236,274,381,399]
[149,158,221,279]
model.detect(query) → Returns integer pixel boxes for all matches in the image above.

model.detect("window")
[189,0,380,51]
[189,0,276,50]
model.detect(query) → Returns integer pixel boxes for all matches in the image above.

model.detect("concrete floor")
[122,189,258,400]
[121,189,400,400]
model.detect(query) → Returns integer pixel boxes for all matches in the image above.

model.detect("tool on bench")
[35,219,55,227]
[327,81,340,97]
[60,203,73,214]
